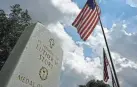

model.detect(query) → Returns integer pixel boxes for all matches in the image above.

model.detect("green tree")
[0,4,32,69]
[79,80,110,87]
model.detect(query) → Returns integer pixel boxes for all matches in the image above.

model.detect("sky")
[0,0,137,87]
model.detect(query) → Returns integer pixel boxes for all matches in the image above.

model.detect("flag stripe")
[72,6,86,27]
[81,11,98,36]
[78,8,95,34]
[104,68,109,82]
[76,6,91,30]
[79,8,97,36]
[83,13,99,40]
[72,5,88,27]
[104,67,108,76]
[104,71,109,82]
[105,58,109,66]
[75,5,89,28]
[103,49,109,82]
[77,7,93,32]
[72,0,101,41]
[79,7,100,41]
[104,71,108,80]
[78,7,98,33]
[77,8,92,32]
[84,7,101,39]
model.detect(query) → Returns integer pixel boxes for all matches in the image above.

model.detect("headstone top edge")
[34,22,63,57]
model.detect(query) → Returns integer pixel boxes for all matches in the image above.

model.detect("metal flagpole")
[93,1,120,87]
[110,66,118,87]
[104,48,118,87]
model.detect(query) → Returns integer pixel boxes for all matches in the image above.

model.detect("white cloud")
[118,68,137,87]
[0,0,79,25]
[81,23,137,87]
[109,23,137,62]
[126,0,137,7]
[31,0,137,86]
[1,0,137,87]
[47,22,103,87]
[47,21,137,87]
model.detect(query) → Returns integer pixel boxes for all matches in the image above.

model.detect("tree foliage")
[0,4,32,70]
[79,80,110,87]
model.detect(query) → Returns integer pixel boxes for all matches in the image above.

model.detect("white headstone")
[0,22,63,87]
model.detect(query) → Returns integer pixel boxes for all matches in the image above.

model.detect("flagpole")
[110,65,118,87]
[103,48,117,87]
[106,48,118,87]
[94,1,120,87]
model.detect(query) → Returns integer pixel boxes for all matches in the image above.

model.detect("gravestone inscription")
[0,22,63,87]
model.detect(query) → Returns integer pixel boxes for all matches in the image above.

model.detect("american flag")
[103,48,109,82]
[72,0,101,41]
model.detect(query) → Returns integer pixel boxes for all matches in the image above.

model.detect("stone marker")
[0,22,63,87]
